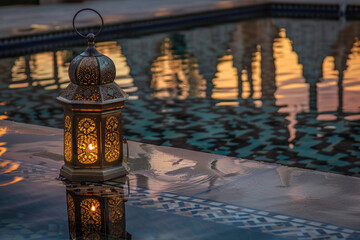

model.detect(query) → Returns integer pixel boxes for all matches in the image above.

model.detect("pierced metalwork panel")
[60,83,77,100]
[105,116,120,162]
[100,84,125,101]
[108,196,124,238]
[77,118,98,164]
[68,55,83,84]
[64,115,72,162]
[73,86,101,102]
[80,198,101,240]
[76,57,99,85]
[97,56,116,84]
[67,194,76,240]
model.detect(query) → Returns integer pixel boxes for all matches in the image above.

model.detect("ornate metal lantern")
[64,177,131,239]
[58,8,128,181]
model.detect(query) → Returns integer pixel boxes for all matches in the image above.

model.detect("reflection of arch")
[150,34,205,99]
[273,19,344,86]
[229,21,263,99]
[259,19,279,103]
[184,23,236,98]
[118,34,166,93]
[331,22,360,114]
[211,53,239,105]
[273,19,346,112]
[342,40,360,116]
[273,28,309,142]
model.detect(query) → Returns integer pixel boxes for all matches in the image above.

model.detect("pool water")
[0,18,359,176]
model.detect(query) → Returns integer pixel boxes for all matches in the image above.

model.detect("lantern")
[58,8,128,181]
[64,177,131,239]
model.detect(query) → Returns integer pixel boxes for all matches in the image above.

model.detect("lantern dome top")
[68,46,116,86]
[57,8,128,106]
[68,8,116,86]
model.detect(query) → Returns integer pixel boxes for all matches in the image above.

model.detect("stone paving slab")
[0,0,359,40]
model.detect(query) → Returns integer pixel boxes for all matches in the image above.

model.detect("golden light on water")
[0,127,8,158]
[212,54,238,102]
[5,31,359,119]
[343,40,360,114]
[9,82,29,89]
[0,127,23,187]
[0,176,23,187]
[151,37,206,99]
[317,56,338,118]
[11,56,27,82]
[29,52,54,87]
[0,160,20,175]
[251,45,262,100]
[273,28,308,143]
[274,28,308,113]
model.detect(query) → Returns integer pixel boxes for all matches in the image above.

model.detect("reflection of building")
[273,19,345,112]
[118,34,166,93]
[184,23,236,98]
[331,23,360,116]
[229,21,262,100]
[150,34,206,99]
[63,177,131,240]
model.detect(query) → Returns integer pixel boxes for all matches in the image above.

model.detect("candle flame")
[91,205,96,211]
[88,144,95,150]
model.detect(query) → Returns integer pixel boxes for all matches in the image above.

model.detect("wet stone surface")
[0,121,359,239]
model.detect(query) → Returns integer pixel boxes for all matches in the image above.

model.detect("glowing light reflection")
[0,177,23,187]
[212,54,238,101]
[0,127,23,186]
[317,56,338,113]
[343,40,360,113]
[273,28,308,142]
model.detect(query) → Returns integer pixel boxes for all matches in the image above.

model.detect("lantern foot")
[60,165,128,182]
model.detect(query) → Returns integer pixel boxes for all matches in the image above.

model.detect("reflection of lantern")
[58,9,128,181]
[64,177,131,240]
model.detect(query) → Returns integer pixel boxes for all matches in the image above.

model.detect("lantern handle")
[72,8,104,39]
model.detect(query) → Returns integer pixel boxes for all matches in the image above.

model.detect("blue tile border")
[128,186,360,240]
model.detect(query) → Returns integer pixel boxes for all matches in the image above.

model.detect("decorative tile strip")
[128,187,360,240]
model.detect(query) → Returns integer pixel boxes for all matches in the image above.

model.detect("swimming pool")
[0,17,359,176]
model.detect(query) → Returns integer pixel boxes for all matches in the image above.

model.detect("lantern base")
[60,165,128,182]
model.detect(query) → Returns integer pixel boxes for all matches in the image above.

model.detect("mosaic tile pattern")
[128,187,360,240]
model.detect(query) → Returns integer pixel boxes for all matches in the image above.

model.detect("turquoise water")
[0,18,359,176]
